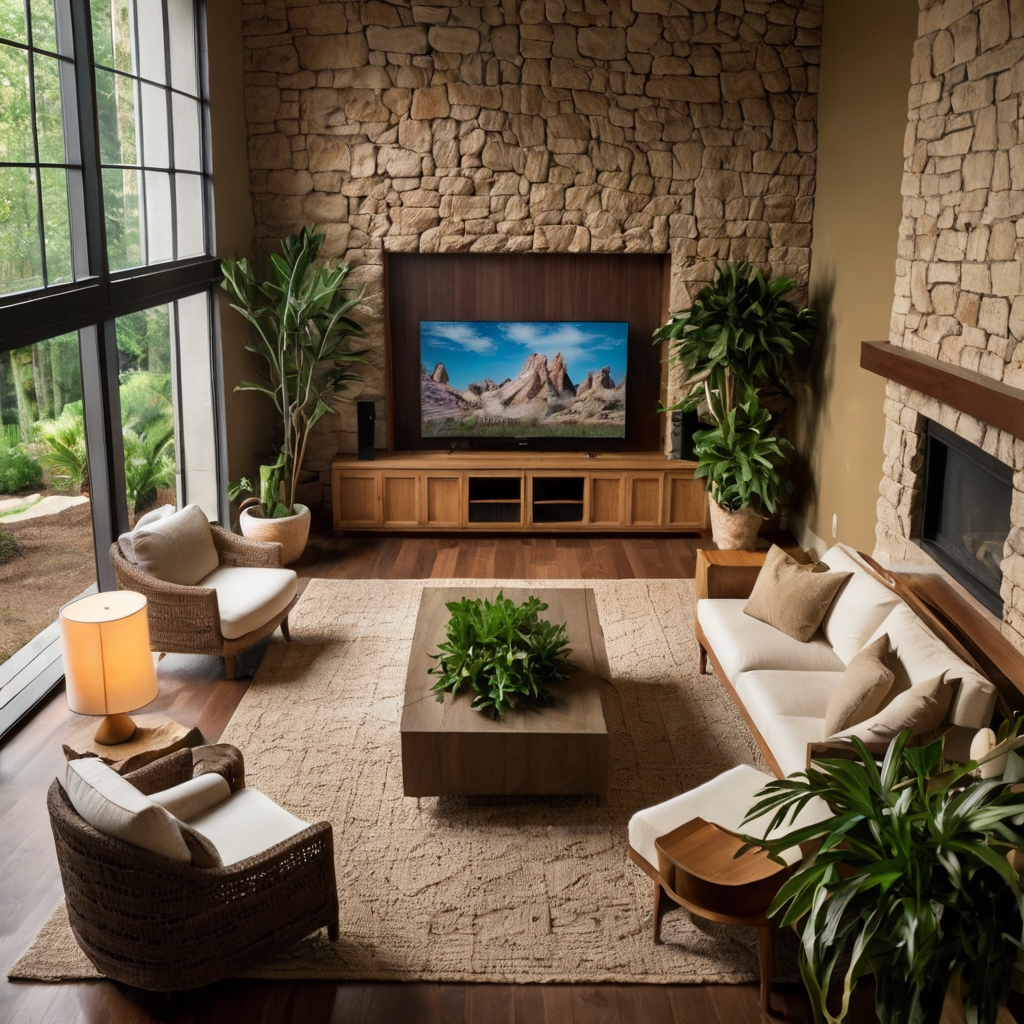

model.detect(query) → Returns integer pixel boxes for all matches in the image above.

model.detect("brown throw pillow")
[832,672,955,744]
[743,545,852,642]
[822,634,895,737]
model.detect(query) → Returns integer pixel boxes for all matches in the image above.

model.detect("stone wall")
[239,0,822,501]
[876,0,1024,645]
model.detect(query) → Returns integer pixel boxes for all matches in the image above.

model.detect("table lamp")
[59,591,159,745]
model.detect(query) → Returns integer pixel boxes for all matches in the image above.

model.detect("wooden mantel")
[861,340,1024,438]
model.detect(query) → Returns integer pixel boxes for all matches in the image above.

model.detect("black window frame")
[0,0,225,737]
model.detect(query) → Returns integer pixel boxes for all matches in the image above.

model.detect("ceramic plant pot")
[708,500,761,551]
[238,501,311,565]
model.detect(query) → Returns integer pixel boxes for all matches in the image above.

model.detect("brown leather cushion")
[743,545,852,643]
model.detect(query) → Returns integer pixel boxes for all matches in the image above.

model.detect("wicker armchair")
[110,525,298,679]
[48,745,339,991]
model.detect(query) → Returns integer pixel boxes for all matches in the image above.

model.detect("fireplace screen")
[920,420,1012,614]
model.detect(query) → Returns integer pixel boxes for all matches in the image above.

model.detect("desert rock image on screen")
[419,321,627,439]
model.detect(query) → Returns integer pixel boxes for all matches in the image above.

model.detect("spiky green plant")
[37,404,88,493]
[221,226,366,516]
[122,425,175,516]
[741,728,1024,1024]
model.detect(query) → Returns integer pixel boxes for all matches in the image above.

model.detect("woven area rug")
[12,577,786,984]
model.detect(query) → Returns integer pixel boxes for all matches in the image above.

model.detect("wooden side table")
[655,816,792,1017]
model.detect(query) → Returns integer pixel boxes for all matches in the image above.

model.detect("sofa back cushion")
[64,757,191,863]
[744,545,851,642]
[819,544,902,664]
[867,602,996,730]
[822,634,896,737]
[131,503,219,586]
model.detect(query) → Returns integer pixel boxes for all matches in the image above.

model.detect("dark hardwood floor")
[0,530,824,1024]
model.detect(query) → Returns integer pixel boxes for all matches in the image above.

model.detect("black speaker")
[357,401,376,460]
[669,410,700,460]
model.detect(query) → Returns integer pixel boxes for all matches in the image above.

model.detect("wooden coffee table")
[400,587,610,798]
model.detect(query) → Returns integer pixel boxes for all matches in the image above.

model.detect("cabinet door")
[334,472,381,527]
[666,473,707,528]
[589,475,624,526]
[383,474,421,526]
[425,475,462,527]
[628,474,663,527]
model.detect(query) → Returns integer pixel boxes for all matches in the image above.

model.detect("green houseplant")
[741,729,1024,1024]
[655,262,814,548]
[221,226,366,563]
[693,386,792,549]
[429,593,573,720]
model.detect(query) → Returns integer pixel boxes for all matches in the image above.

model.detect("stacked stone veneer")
[240,0,822,497]
[876,0,1024,645]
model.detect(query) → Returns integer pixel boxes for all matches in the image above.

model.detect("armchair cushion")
[64,757,191,863]
[186,788,310,866]
[150,772,231,820]
[198,565,297,640]
[132,503,219,586]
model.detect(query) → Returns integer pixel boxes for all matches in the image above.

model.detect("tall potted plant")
[655,262,815,547]
[221,227,365,564]
[693,387,792,549]
[742,729,1024,1024]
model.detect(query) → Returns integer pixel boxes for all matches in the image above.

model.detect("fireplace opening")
[920,419,1012,615]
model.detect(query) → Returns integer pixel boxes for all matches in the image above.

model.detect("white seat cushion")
[866,603,996,730]
[733,670,841,776]
[697,599,845,677]
[186,787,309,866]
[64,758,190,862]
[132,503,220,586]
[628,764,828,871]
[819,544,902,664]
[199,565,297,640]
[150,772,231,821]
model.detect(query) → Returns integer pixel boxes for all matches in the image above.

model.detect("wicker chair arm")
[212,525,283,568]
[124,749,194,795]
[191,743,245,792]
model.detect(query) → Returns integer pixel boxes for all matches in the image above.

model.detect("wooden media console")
[331,450,708,533]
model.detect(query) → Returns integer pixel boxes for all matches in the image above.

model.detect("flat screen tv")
[419,320,628,440]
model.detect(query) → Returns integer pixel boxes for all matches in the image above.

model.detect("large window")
[0,0,224,736]
[0,0,86,294]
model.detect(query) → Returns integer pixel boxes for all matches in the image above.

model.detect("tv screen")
[420,321,628,440]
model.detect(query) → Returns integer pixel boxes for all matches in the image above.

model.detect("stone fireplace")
[873,0,1024,650]
[240,0,823,503]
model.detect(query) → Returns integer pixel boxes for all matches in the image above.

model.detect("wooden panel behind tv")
[385,252,669,452]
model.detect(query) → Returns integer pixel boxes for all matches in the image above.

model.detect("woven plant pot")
[708,501,761,550]
[238,501,310,565]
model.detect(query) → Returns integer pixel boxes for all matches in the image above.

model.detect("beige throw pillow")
[743,545,852,642]
[832,672,955,744]
[822,634,895,737]
[131,503,219,586]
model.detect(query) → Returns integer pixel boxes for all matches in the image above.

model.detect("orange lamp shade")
[59,592,158,717]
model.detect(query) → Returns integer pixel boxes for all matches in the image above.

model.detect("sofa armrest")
[695,549,767,603]
[212,525,283,568]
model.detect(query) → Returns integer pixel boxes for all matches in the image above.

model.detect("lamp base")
[93,713,138,745]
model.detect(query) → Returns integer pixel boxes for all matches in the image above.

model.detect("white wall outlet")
[831,513,838,539]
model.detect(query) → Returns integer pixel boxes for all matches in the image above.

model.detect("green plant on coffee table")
[740,727,1024,1024]
[429,593,573,720]
[655,261,816,421]
[693,388,791,513]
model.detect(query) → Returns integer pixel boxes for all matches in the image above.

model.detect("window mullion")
[69,0,108,285]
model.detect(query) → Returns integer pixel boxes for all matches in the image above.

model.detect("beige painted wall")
[205,0,270,489]
[793,0,917,553]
